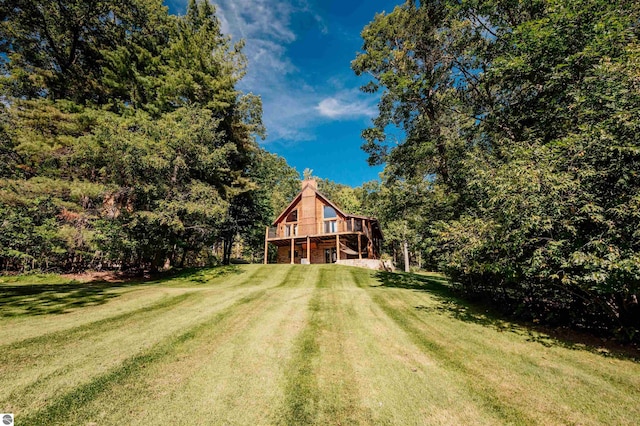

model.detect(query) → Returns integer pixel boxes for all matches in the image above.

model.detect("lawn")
[1,265,638,425]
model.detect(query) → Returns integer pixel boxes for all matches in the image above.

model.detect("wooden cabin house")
[264,179,383,264]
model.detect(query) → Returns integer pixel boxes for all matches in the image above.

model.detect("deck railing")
[268,219,369,238]
[345,219,363,233]
[268,227,277,238]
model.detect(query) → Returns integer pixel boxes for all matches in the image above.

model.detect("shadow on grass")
[149,265,245,285]
[0,281,135,317]
[0,265,247,317]
[373,270,640,362]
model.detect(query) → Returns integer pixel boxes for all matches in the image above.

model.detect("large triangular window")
[323,206,337,219]
[286,209,298,222]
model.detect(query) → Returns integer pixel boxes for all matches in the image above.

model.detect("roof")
[344,213,378,222]
[273,179,377,224]
[272,193,303,226]
[271,182,383,241]
[272,186,349,226]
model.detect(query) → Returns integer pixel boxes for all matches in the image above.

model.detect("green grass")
[1,265,639,425]
[0,273,81,284]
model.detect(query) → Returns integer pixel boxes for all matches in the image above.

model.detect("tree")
[0,0,273,272]
[354,0,640,340]
[0,0,168,103]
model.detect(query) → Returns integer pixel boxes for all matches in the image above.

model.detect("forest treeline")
[0,0,301,270]
[1,0,639,342]
[352,0,640,341]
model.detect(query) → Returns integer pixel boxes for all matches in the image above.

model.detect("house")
[264,179,383,264]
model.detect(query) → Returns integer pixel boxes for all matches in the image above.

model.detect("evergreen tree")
[0,0,275,272]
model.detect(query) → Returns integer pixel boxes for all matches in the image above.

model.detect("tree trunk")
[222,236,234,265]
[403,240,410,273]
[169,244,177,266]
[179,248,188,268]
[150,250,165,273]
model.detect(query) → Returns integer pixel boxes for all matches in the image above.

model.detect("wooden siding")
[266,179,382,264]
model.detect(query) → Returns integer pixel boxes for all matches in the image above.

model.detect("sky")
[165,0,403,187]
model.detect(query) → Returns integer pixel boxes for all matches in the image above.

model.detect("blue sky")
[165,0,403,187]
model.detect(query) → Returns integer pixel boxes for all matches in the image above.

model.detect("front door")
[324,248,337,263]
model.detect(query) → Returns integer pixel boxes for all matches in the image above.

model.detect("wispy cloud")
[217,1,297,44]
[316,93,377,120]
[214,0,302,81]
[210,0,328,141]
[172,0,376,143]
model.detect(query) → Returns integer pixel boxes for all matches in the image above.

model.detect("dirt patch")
[61,271,128,283]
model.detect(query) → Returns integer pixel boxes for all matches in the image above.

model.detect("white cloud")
[217,1,297,44]
[316,95,377,120]
[173,1,375,142]
[261,91,318,141]
[214,0,301,80]
[210,0,329,141]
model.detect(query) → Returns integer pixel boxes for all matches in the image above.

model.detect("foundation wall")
[336,259,395,271]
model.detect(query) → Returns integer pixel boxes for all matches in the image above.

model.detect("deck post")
[336,234,340,261]
[358,233,362,260]
[290,238,294,264]
[306,235,310,263]
[264,226,269,264]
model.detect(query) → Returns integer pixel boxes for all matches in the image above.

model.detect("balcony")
[345,219,363,233]
[268,224,297,238]
[268,227,278,238]
[268,218,370,239]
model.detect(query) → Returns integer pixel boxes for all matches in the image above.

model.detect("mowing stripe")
[0,265,265,346]
[278,267,324,425]
[112,266,319,425]
[277,266,372,425]
[318,266,374,423]
[351,269,640,424]
[351,268,535,424]
[275,263,311,288]
[19,290,268,426]
[0,292,195,355]
[1,265,273,357]
[15,265,297,425]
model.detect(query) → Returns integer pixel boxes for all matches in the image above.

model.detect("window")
[323,206,338,234]
[323,205,337,218]
[324,220,337,234]
[284,224,297,237]
[324,248,337,263]
[286,209,298,222]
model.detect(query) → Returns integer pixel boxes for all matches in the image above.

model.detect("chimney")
[300,179,317,235]
[301,178,317,191]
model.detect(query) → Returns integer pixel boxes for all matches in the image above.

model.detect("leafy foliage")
[354,0,640,340]
[0,0,294,271]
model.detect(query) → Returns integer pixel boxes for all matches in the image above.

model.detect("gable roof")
[272,193,303,225]
[272,185,348,226]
